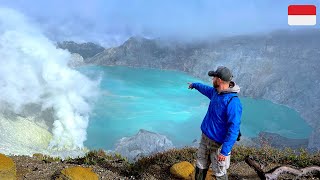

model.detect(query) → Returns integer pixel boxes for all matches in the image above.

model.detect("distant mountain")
[57,41,105,59]
[86,30,320,150]
[87,36,209,70]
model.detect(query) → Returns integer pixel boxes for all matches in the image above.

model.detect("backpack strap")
[226,95,241,141]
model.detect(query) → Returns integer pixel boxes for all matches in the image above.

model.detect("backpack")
[227,95,242,141]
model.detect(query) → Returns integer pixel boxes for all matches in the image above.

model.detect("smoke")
[0,7,99,150]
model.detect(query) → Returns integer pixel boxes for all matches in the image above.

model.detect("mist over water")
[0,7,99,156]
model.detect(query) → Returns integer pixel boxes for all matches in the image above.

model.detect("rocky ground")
[10,155,260,179]
[5,146,320,180]
[11,155,126,180]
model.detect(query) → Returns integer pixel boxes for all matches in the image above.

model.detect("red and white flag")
[288,5,316,26]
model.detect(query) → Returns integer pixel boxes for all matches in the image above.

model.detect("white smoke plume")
[0,7,99,151]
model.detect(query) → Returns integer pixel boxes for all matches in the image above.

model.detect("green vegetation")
[232,145,320,167]
[130,147,197,179]
[64,149,128,165]
[32,153,61,163]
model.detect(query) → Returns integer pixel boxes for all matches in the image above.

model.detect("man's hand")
[218,153,226,161]
[187,82,193,89]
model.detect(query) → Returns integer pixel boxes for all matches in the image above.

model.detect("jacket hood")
[221,81,240,94]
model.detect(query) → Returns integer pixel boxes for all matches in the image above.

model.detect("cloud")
[0,0,318,46]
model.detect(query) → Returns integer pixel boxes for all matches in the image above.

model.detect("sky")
[0,0,318,47]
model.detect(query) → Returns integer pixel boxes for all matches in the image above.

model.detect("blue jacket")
[192,83,242,156]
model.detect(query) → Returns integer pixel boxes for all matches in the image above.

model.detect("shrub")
[231,145,320,168]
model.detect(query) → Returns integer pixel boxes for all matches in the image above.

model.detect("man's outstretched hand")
[187,82,193,89]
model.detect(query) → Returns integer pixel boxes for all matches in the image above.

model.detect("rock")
[205,169,214,180]
[114,129,174,162]
[0,153,16,180]
[57,166,98,180]
[68,53,85,67]
[170,161,194,179]
[57,41,105,59]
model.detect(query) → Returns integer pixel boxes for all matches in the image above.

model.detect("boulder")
[115,129,174,162]
[57,166,98,180]
[0,153,16,180]
[170,161,194,179]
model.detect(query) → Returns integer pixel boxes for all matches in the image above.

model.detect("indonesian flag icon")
[288,5,316,26]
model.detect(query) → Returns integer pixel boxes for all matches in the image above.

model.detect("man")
[188,66,242,180]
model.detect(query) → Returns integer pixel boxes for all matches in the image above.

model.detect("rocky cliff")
[86,30,320,150]
[114,129,174,162]
[57,41,105,59]
[68,53,85,67]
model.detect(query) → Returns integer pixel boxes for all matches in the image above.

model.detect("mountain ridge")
[57,41,105,59]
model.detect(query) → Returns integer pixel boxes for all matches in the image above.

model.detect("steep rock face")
[114,129,174,162]
[88,31,320,150]
[88,37,198,70]
[57,41,105,59]
[68,53,85,67]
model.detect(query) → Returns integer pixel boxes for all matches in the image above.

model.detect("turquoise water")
[78,66,312,150]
